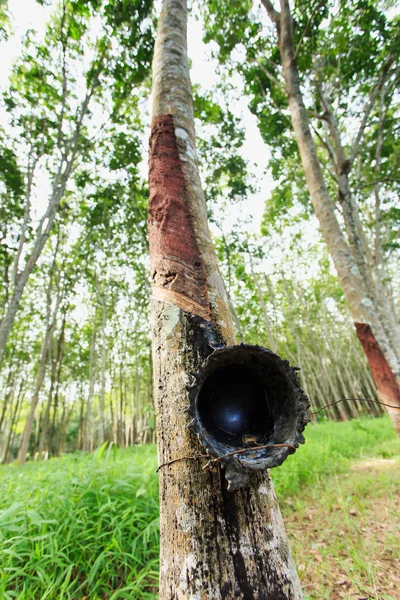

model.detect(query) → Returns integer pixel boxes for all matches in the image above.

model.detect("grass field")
[0,417,399,599]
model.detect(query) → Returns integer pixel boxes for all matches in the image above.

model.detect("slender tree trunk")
[117,361,125,447]
[83,314,98,451]
[97,295,107,446]
[262,0,400,435]
[17,249,63,465]
[317,85,400,362]
[3,379,25,463]
[38,341,57,459]
[0,377,18,461]
[94,276,109,445]
[17,327,53,464]
[248,252,277,351]
[77,381,85,451]
[123,371,128,447]
[149,1,302,597]
[58,400,71,455]
[0,75,99,366]
[49,309,66,454]
[0,174,68,366]
[110,378,116,444]
[0,356,17,437]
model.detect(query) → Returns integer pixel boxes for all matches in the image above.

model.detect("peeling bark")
[149,115,210,321]
[149,0,302,597]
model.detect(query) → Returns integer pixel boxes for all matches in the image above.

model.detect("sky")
[1,0,274,233]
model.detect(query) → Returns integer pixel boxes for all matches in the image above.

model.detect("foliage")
[201,0,400,305]
[0,0,10,42]
[0,0,397,471]
[0,0,155,369]
[193,84,256,210]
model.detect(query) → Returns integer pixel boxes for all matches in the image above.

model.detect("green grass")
[0,445,159,599]
[270,415,398,497]
[0,416,398,599]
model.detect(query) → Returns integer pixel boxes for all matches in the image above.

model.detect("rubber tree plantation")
[148,0,309,597]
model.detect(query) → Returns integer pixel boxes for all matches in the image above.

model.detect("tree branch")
[261,0,280,23]
[356,177,400,190]
[294,1,325,60]
[252,57,285,91]
[351,54,395,164]
[311,122,337,173]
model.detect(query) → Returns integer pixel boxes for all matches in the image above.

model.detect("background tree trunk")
[17,322,53,464]
[83,311,98,451]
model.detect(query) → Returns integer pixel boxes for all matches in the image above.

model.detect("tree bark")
[262,0,400,435]
[97,285,108,446]
[17,321,54,465]
[83,312,98,451]
[149,1,302,597]
[49,307,66,455]
[0,352,18,437]
[316,82,400,362]
[37,342,56,459]
[2,379,25,463]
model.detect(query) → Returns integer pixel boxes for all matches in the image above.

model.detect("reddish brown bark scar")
[148,114,211,320]
[355,322,400,409]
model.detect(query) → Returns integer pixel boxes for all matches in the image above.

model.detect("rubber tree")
[261,0,400,435]
[148,0,302,597]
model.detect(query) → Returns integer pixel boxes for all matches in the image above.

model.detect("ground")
[0,417,399,599]
[284,458,400,600]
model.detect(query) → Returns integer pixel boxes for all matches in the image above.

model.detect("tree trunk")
[38,340,57,459]
[0,355,17,438]
[317,83,400,363]
[0,78,97,367]
[58,400,71,456]
[262,0,400,436]
[49,308,66,455]
[110,380,116,444]
[149,1,302,597]
[248,251,277,352]
[17,323,54,465]
[3,379,25,463]
[98,296,107,446]
[83,313,98,451]
[77,381,86,451]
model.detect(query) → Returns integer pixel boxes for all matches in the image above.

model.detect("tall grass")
[0,445,159,599]
[271,415,398,497]
[0,416,397,599]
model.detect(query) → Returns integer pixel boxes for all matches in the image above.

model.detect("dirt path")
[282,458,400,599]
